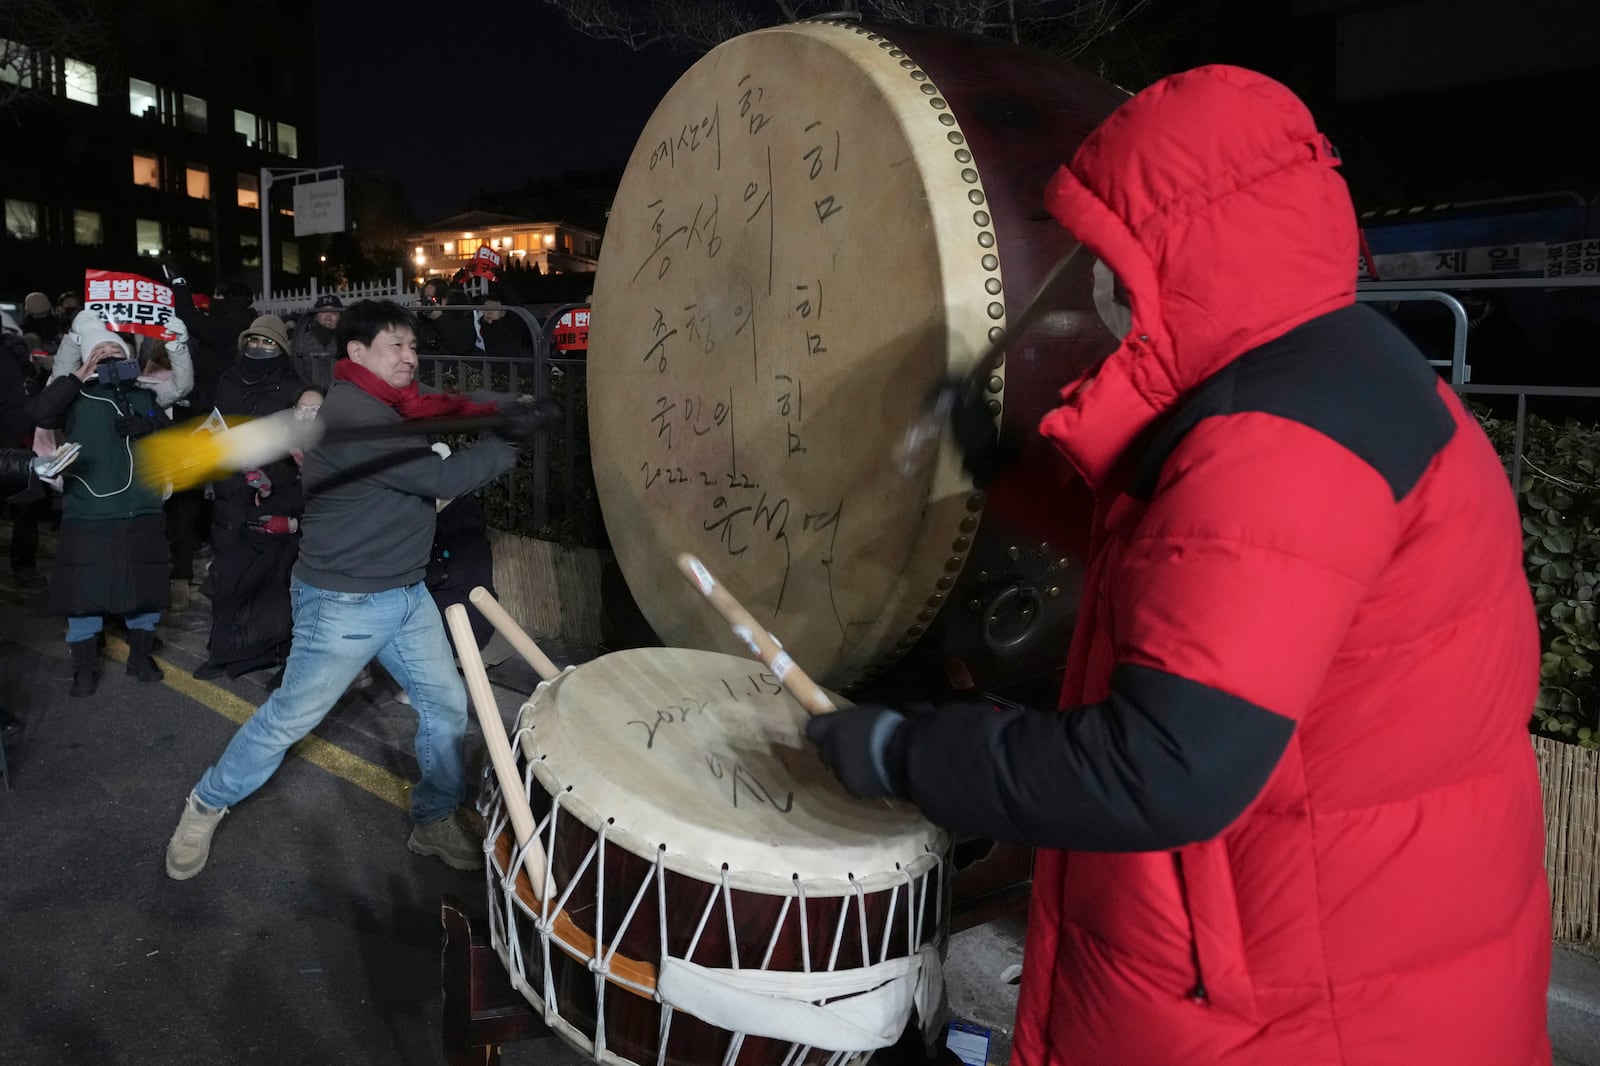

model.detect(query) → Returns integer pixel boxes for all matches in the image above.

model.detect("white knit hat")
[70,309,131,359]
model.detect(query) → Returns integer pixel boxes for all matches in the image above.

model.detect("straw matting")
[1539,734,1600,943]
[487,532,607,649]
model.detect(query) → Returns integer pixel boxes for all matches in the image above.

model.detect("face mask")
[243,342,278,359]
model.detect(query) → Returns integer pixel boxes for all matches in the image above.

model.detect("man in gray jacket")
[164,299,523,879]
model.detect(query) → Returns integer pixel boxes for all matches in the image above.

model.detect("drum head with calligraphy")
[520,648,942,886]
[590,22,1002,690]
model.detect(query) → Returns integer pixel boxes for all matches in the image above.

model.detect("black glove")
[804,704,911,799]
[115,413,158,438]
[949,384,1016,488]
[495,398,560,444]
[0,448,38,493]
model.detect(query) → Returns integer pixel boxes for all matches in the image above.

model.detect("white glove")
[32,442,81,479]
[163,315,190,350]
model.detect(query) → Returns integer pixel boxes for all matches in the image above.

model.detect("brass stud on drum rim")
[973,210,990,226]
[987,303,1005,320]
[955,149,973,163]
[985,278,1002,294]
[982,253,998,270]
[978,232,995,247]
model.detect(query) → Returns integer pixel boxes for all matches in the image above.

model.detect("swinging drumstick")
[675,553,837,716]
[468,586,561,682]
[443,603,550,892]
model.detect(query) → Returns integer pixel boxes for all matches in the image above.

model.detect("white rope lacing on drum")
[721,1031,747,1066]
[654,846,673,1066]
[684,869,724,964]
[760,896,793,970]
[721,866,740,971]
[853,876,870,971]
[591,819,611,1063]
[879,876,902,966]
[796,876,811,973]
[825,878,851,975]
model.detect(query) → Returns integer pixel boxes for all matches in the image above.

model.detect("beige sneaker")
[406,813,483,870]
[166,791,228,880]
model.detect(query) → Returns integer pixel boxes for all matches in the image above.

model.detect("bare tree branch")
[543,0,1159,64]
[0,0,116,115]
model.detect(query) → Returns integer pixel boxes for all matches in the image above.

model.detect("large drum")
[589,19,1127,696]
[480,647,949,1066]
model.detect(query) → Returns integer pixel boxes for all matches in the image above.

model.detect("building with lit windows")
[0,2,316,299]
[403,211,601,284]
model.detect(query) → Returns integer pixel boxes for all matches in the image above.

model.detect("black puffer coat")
[204,353,308,674]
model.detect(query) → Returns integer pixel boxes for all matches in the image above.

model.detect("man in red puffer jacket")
[807,66,1549,1065]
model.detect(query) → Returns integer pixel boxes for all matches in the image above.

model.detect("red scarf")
[333,358,500,419]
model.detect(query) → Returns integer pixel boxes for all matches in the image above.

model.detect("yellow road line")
[35,629,412,811]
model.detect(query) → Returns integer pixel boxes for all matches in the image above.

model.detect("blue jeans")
[195,577,468,826]
[68,612,159,641]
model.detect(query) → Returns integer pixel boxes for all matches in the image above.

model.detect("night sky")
[314,1,695,221]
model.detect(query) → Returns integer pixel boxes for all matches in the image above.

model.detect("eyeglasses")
[293,403,321,420]
[247,338,281,350]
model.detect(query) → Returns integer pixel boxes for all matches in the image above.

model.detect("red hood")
[1038,65,1357,488]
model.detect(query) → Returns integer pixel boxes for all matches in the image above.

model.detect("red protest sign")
[83,270,178,339]
[468,245,502,280]
[553,307,589,352]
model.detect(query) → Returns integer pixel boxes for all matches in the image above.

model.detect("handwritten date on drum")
[704,751,794,813]
[627,699,708,750]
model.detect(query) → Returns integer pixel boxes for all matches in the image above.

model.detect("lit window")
[128,77,157,118]
[135,218,163,257]
[459,237,482,257]
[189,225,211,263]
[132,152,159,188]
[1,39,35,88]
[73,209,102,246]
[442,241,455,255]
[240,233,260,267]
[182,93,205,133]
[237,172,259,209]
[63,58,96,104]
[185,165,209,199]
[281,241,300,273]
[5,199,38,239]
[276,121,298,159]
[233,108,257,148]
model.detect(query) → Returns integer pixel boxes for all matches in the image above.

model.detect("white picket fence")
[251,269,487,320]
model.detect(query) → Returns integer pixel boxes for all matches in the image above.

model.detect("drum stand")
[440,894,555,1066]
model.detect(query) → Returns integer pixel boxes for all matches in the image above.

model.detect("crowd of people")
[0,277,540,779]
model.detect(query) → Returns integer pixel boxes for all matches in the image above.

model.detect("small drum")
[589,20,1127,695]
[479,647,950,1066]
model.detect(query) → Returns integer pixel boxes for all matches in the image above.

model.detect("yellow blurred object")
[136,409,319,492]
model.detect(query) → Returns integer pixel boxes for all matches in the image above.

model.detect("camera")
[95,359,140,386]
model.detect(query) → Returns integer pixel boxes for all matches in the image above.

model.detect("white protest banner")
[83,269,177,339]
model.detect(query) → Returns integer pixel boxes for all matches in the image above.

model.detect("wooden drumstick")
[443,603,550,892]
[467,586,562,682]
[675,553,837,716]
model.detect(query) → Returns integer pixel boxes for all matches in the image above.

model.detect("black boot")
[69,638,99,697]
[126,629,163,683]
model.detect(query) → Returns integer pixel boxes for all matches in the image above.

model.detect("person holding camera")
[31,310,193,695]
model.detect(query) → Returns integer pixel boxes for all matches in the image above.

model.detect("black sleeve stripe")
[903,663,1296,853]
[1131,305,1456,503]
